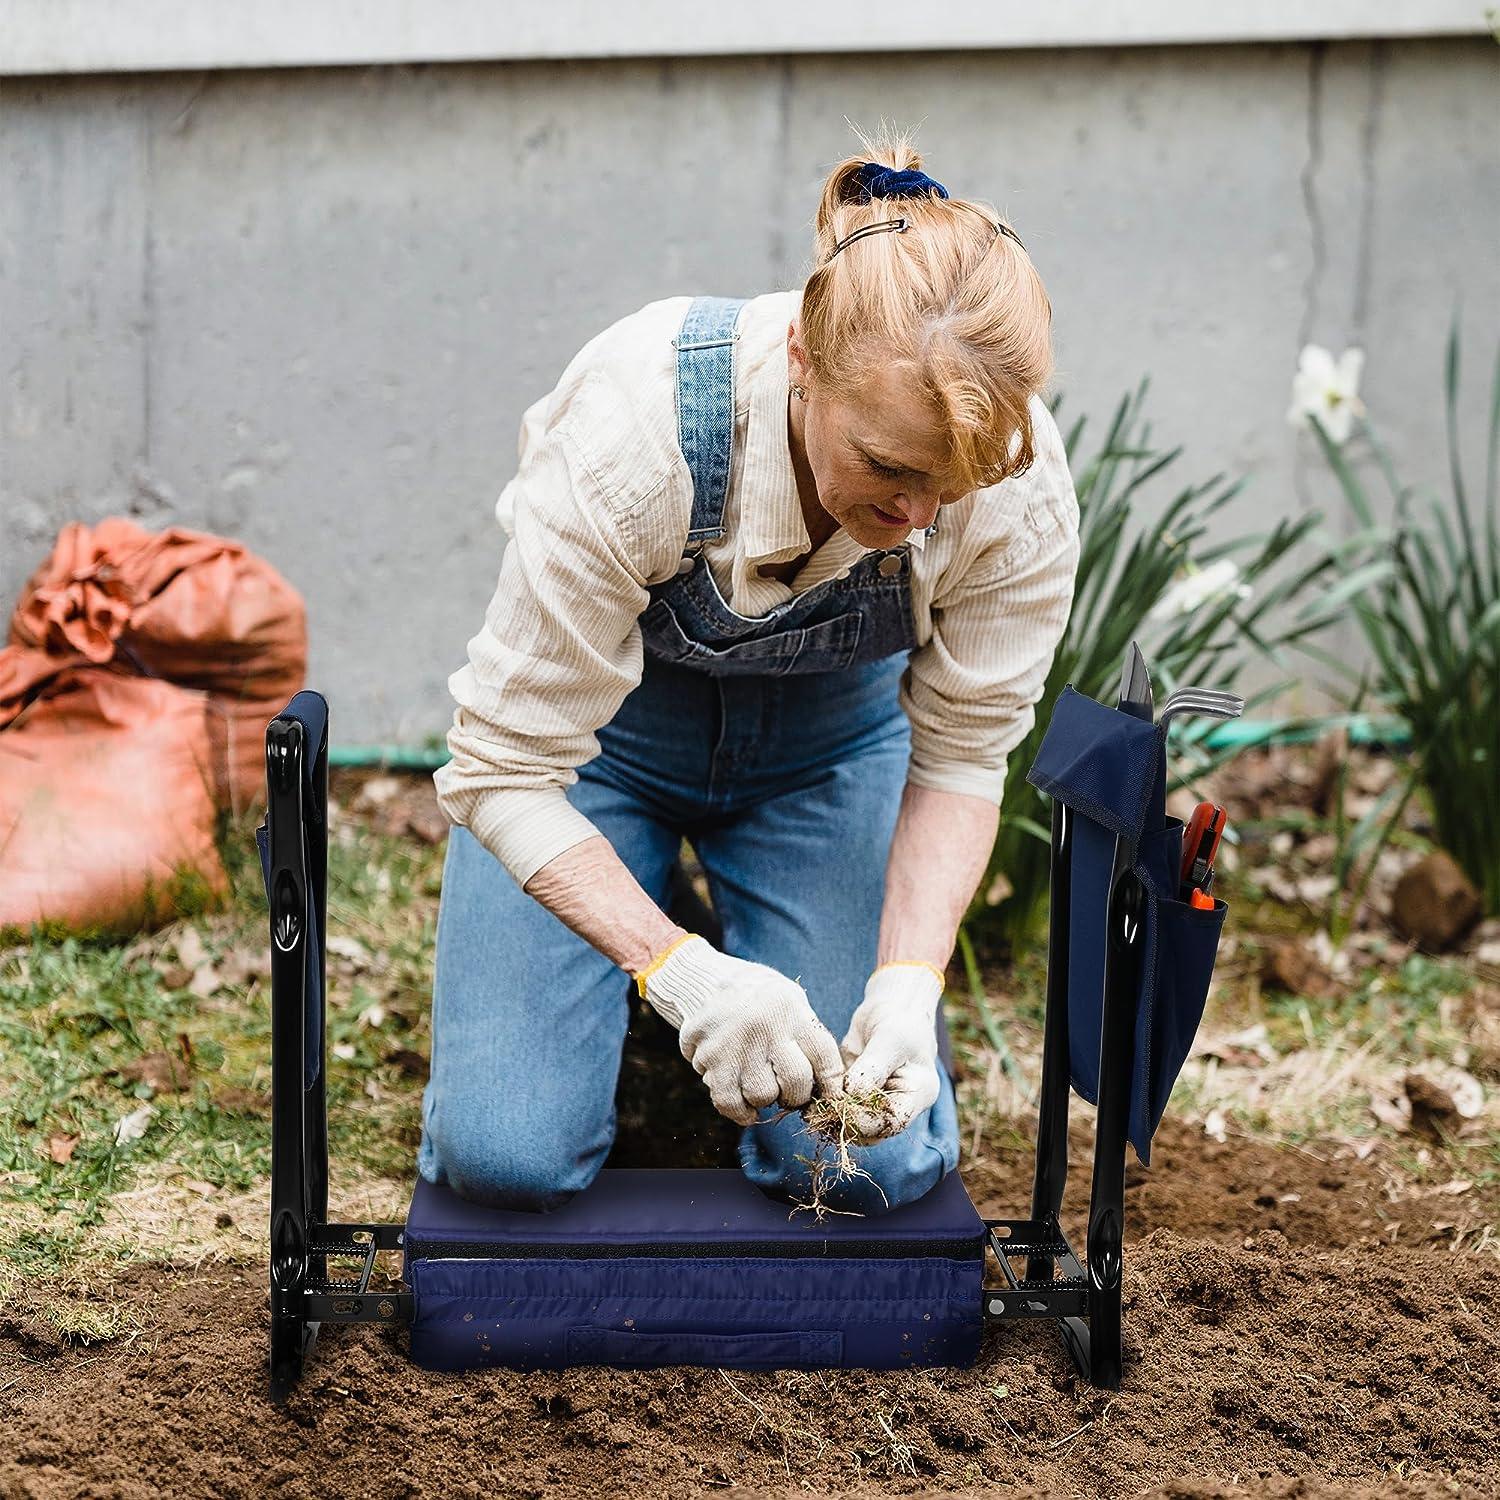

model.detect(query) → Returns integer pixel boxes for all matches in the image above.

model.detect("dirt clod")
[1391,850,1483,952]
[1257,937,1340,1000]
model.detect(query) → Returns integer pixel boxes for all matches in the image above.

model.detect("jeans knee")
[423,1115,599,1213]
[863,1151,950,1213]
[824,1151,946,1216]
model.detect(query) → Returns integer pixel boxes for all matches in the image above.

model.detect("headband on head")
[824,161,1028,261]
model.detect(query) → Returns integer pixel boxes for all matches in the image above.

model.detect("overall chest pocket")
[642,597,864,677]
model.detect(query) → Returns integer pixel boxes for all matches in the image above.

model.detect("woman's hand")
[636,935,845,1126]
[839,962,943,1139]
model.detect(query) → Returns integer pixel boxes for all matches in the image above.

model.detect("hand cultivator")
[260,641,1234,1400]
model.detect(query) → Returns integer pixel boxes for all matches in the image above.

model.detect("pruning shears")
[1179,801,1226,910]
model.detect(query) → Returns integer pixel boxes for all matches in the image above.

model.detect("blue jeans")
[417,652,962,1215]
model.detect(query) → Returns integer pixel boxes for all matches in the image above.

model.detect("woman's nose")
[902,495,941,530]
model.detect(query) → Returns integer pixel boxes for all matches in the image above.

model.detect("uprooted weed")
[774,1087,898,1222]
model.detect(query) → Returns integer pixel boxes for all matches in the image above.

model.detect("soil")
[3,1116,1496,1500]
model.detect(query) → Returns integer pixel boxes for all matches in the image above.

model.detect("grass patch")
[0,795,443,1288]
[1261,951,1472,1061]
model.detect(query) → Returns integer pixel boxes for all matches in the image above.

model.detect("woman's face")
[787,322,967,551]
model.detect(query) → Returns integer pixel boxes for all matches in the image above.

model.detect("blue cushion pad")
[403,1168,986,1372]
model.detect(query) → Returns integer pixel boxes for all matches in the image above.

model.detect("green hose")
[1195,713,1410,750]
[328,744,449,770]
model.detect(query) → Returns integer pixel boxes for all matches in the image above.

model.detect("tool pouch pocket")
[1129,818,1228,1157]
[1026,685,1229,1163]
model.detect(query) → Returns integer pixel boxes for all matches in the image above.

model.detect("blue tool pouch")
[1027,685,1228,1163]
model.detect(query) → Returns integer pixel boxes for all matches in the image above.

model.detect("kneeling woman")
[422,131,1081,1216]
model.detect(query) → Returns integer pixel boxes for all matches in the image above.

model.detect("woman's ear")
[787,320,810,387]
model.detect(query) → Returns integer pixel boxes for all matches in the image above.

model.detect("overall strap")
[673,296,748,547]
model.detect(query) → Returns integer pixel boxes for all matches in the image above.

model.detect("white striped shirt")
[434,290,1081,887]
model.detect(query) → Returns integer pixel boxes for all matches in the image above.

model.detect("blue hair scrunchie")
[853,161,950,202]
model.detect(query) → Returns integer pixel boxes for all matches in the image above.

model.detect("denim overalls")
[418,296,962,1216]
[640,295,922,675]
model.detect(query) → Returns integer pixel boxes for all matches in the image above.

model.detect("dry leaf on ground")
[47,1134,79,1165]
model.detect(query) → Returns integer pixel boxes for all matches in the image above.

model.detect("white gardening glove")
[839,962,944,1140]
[635,935,845,1126]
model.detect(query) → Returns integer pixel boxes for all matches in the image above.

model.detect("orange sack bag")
[0,668,227,934]
[4,517,306,814]
[0,518,307,934]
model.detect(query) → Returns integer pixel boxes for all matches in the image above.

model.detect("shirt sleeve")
[432,369,677,887]
[900,449,1082,804]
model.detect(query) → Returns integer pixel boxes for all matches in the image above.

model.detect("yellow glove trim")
[633,933,698,999]
[874,959,946,989]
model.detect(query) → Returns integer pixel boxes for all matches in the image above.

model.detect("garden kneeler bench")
[258,640,1233,1401]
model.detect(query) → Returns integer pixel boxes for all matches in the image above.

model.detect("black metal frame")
[977,797,1145,1389]
[264,709,409,1404]
[264,699,1143,1399]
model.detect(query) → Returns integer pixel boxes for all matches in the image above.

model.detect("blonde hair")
[798,123,1054,491]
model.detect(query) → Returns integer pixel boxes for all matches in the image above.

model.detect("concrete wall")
[2,39,1497,742]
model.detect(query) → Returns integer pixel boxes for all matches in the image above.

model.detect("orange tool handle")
[1180,801,1226,890]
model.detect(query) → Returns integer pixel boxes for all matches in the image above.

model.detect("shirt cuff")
[460,786,605,889]
[904,753,1010,805]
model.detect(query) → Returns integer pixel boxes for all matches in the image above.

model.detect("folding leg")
[1029,798,1095,1378]
[305,727,330,1287]
[263,694,408,1405]
[984,797,1094,1379]
[1083,862,1146,1390]
[266,712,323,1401]
[1028,799,1073,1261]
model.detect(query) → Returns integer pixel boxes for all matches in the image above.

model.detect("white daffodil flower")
[1147,558,1254,622]
[1287,343,1365,444]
